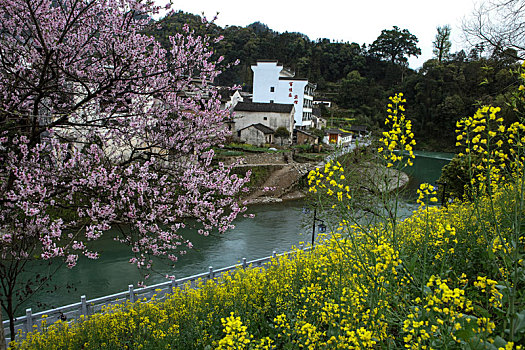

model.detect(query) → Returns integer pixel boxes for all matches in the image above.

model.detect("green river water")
[10,151,455,315]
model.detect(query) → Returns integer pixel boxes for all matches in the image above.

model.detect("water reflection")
[18,151,453,314]
[22,200,308,313]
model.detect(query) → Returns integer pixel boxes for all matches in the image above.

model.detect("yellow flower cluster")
[416,183,438,207]
[506,121,525,174]
[474,276,503,309]
[378,93,416,168]
[216,312,274,350]
[403,275,479,349]
[308,161,351,207]
[456,106,508,194]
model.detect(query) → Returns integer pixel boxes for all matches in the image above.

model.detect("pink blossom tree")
[0,0,249,340]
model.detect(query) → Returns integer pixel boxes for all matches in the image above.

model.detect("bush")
[13,187,523,349]
[15,81,525,349]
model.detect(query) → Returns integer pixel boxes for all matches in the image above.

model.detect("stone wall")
[225,152,290,165]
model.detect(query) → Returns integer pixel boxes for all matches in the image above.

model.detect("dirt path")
[244,163,315,205]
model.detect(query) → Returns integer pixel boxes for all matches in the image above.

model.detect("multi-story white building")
[251,60,316,129]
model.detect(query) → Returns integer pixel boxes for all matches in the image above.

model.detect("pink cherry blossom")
[0,0,249,338]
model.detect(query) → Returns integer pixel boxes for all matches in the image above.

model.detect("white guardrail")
[3,248,308,343]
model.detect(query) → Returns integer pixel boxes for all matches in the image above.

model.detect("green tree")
[433,25,452,63]
[274,127,291,146]
[369,26,421,65]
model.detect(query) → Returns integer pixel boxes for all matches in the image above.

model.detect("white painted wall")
[323,133,353,146]
[233,110,294,140]
[251,61,314,128]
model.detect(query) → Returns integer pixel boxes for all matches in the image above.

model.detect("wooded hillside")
[152,11,521,151]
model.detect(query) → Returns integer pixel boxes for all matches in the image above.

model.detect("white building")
[323,128,353,146]
[251,60,316,129]
[232,101,294,145]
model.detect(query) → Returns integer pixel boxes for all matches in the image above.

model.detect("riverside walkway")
[2,247,309,343]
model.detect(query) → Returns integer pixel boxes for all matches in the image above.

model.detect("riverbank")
[15,187,515,349]
[228,152,410,205]
[6,151,451,337]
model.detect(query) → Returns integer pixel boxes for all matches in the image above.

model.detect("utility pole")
[311,208,326,247]
[311,207,317,247]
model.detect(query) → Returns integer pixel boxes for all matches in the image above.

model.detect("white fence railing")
[3,248,307,344]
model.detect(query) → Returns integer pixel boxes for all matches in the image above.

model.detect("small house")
[232,101,294,144]
[238,123,275,146]
[348,125,370,139]
[323,128,353,146]
[295,129,318,145]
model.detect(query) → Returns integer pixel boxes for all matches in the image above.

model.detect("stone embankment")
[226,152,409,205]
[243,162,314,205]
[225,152,315,205]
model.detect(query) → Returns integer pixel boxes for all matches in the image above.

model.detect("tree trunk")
[0,311,6,350]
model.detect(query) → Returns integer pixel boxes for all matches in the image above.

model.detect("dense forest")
[151,11,522,151]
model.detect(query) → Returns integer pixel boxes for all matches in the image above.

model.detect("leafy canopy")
[369,26,421,65]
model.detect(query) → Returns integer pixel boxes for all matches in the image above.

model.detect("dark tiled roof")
[349,125,369,132]
[239,123,275,134]
[234,101,293,113]
[295,129,316,138]
[326,128,352,137]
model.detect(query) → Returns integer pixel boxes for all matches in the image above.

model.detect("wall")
[233,110,293,142]
[251,61,311,128]
[296,132,318,145]
[239,127,270,146]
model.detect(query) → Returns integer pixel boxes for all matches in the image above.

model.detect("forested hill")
[151,11,522,151]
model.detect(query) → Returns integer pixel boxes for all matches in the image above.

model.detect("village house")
[348,125,370,139]
[238,123,275,146]
[251,60,316,129]
[231,101,294,145]
[312,107,327,129]
[323,128,353,146]
[295,129,318,145]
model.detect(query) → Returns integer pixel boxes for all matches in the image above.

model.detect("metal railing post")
[81,295,87,316]
[128,285,135,303]
[25,308,32,333]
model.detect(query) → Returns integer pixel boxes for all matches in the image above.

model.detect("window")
[270,87,275,92]
[264,117,268,120]
[269,100,274,104]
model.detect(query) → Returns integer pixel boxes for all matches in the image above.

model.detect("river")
[12,150,454,315]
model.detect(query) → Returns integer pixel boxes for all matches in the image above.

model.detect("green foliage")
[152,12,521,151]
[369,26,421,65]
[273,127,290,139]
[437,155,478,201]
[309,128,325,140]
[273,127,290,146]
[433,25,452,63]
[226,143,268,153]
[292,144,312,153]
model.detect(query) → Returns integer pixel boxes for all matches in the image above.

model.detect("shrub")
[14,72,525,349]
